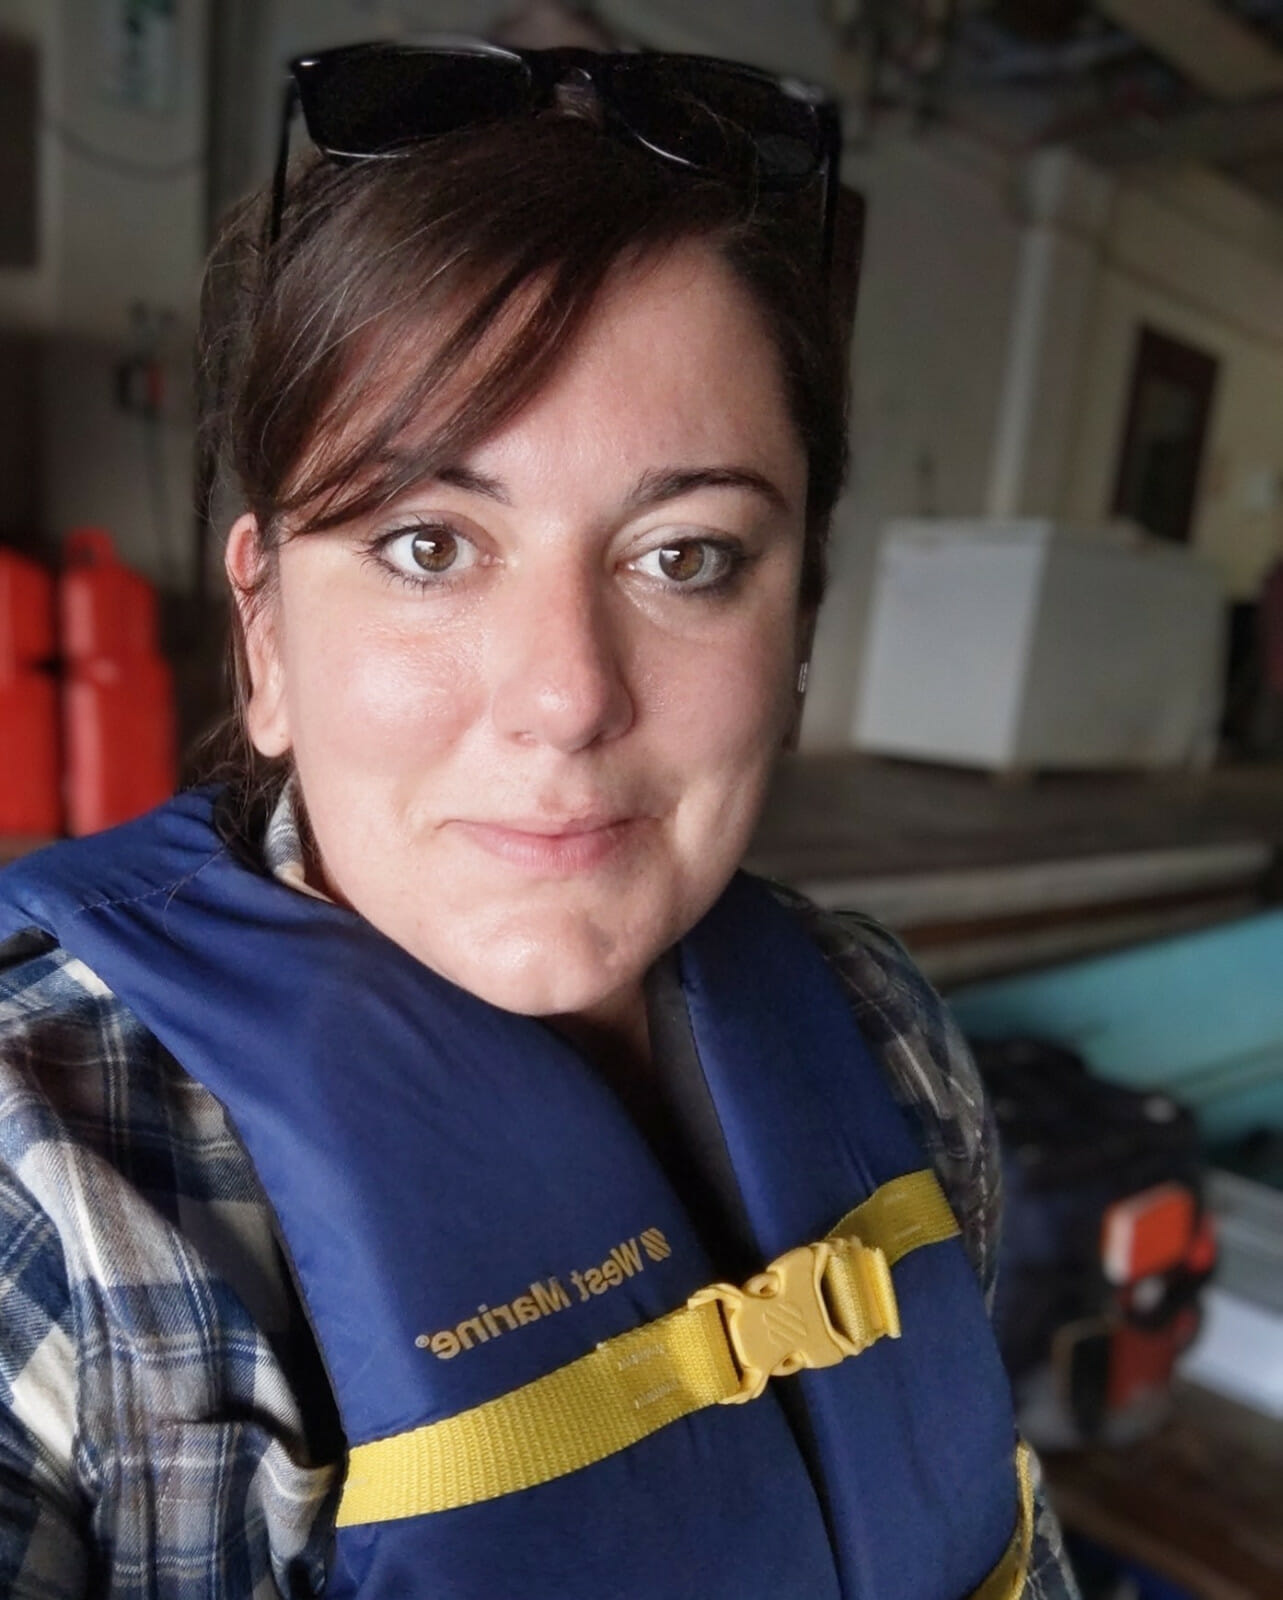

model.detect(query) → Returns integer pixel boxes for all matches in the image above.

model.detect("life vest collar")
[0,790,1025,1600]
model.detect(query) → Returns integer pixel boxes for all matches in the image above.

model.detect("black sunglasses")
[270,39,842,267]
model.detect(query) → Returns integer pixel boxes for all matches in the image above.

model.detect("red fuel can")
[61,528,159,664]
[0,546,57,668]
[0,549,59,837]
[60,530,175,836]
[0,674,60,836]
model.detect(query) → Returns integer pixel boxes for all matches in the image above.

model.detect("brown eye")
[657,544,710,582]
[410,530,458,573]
[634,537,743,593]
[369,523,480,587]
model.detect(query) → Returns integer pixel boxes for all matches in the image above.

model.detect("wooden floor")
[1045,1383,1283,1600]
[748,753,1283,887]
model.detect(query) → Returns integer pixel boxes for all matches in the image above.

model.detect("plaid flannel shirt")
[0,801,1079,1599]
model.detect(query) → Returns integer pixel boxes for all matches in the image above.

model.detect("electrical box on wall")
[97,0,177,115]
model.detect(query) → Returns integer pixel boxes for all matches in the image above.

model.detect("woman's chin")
[418,923,651,1027]
[448,956,626,1024]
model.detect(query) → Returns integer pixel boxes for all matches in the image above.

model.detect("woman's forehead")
[470,262,801,493]
[403,246,802,482]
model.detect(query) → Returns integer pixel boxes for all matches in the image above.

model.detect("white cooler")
[853,519,1225,773]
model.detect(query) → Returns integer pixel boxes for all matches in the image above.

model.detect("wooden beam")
[1096,0,1283,100]
[1071,91,1283,168]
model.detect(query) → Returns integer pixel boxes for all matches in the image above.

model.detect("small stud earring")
[796,661,810,695]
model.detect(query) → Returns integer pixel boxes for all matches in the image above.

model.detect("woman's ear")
[225,514,291,758]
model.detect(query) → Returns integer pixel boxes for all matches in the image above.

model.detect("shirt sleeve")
[0,1163,90,1599]
[771,894,1002,1301]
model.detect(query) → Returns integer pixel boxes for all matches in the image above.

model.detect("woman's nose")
[489,567,634,752]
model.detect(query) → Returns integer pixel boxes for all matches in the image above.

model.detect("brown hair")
[199,112,848,795]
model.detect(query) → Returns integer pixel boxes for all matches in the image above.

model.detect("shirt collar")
[262,780,332,902]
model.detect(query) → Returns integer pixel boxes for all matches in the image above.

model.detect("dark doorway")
[1112,324,1219,545]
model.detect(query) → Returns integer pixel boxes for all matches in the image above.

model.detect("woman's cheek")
[702,624,797,754]
[289,613,479,767]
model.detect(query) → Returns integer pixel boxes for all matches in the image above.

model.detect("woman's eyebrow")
[434,464,512,503]
[428,462,787,513]
[622,466,789,515]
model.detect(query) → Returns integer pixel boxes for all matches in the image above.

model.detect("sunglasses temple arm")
[266,80,300,251]
[818,102,842,277]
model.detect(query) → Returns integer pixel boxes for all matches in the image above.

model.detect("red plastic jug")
[60,530,175,836]
[0,548,60,837]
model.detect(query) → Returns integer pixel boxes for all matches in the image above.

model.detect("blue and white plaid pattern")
[0,804,1079,1598]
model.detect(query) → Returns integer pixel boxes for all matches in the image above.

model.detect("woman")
[0,40,1078,1600]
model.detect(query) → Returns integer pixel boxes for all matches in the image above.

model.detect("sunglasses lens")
[295,47,532,157]
[606,60,824,184]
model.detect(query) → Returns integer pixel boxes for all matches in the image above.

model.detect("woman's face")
[229,243,810,1034]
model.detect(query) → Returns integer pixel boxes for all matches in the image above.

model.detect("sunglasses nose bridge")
[549,65,607,127]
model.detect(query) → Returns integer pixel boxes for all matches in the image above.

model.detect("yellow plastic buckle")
[690,1240,893,1404]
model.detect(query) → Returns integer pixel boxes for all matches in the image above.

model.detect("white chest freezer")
[853,518,1225,772]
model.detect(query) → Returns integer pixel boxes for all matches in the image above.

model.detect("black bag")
[971,1036,1212,1440]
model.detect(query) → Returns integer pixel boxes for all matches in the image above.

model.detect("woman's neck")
[548,982,651,1080]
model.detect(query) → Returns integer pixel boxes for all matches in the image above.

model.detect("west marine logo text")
[416,1229,673,1360]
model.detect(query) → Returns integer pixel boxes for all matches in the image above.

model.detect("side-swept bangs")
[202,114,844,563]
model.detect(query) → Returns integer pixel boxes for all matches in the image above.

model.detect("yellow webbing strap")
[338,1297,738,1524]
[972,1441,1036,1600]
[827,1166,962,1263]
[337,1168,959,1527]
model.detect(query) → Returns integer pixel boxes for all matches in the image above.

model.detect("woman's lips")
[449,817,642,873]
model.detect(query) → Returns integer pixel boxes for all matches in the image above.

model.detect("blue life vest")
[0,790,1021,1599]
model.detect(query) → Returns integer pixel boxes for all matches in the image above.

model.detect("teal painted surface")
[948,913,1283,1140]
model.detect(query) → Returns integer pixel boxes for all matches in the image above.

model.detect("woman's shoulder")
[0,927,107,1023]
[0,929,336,1595]
[0,929,315,1325]
[0,930,146,1161]
[0,929,291,1332]
[0,930,238,1187]
[764,880,1001,1303]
